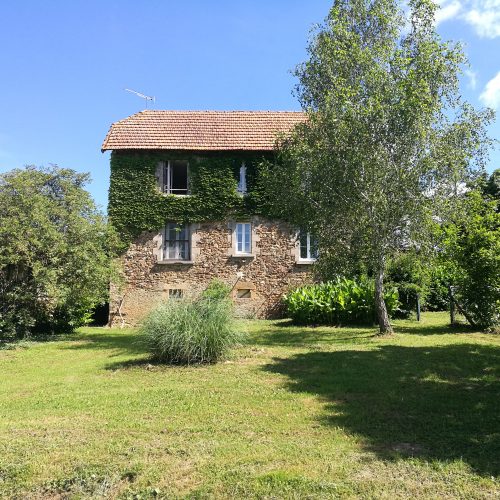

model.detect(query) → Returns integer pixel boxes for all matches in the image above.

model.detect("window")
[163,223,190,260]
[299,231,318,261]
[161,160,188,195]
[169,289,183,299]
[236,289,251,299]
[235,223,252,255]
[237,161,247,194]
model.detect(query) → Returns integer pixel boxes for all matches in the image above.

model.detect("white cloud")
[465,69,478,89]
[434,0,500,38]
[435,0,463,24]
[479,71,500,108]
[463,1,500,38]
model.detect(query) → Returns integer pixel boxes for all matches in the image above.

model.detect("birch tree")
[266,0,494,334]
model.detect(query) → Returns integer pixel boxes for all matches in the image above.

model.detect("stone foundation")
[109,217,313,326]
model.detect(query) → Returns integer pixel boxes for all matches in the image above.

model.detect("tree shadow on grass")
[250,321,377,348]
[250,315,476,348]
[104,357,160,371]
[263,343,500,476]
[63,330,148,358]
[271,319,376,329]
[62,331,217,371]
[395,322,476,336]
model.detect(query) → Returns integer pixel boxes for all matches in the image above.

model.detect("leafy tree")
[482,168,500,202]
[386,250,430,315]
[386,250,457,314]
[438,190,500,329]
[425,263,453,312]
[0,166,115,338]
[264,0,494,333]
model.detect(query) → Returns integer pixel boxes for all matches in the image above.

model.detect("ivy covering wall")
[108,151,270,246]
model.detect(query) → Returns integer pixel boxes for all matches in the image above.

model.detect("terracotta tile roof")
[101,110,306,152]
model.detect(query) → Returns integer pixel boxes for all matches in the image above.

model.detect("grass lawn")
[1,312,499,498]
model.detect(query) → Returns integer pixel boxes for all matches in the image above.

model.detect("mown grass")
[0,312,499,498]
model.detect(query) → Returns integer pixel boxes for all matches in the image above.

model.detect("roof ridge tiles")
[101,110,306,152]
[136,109,304,113]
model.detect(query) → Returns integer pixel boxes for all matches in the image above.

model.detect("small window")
[169,289,183,299]
[237,162,247,194]
[161,160,188,195]
[164,223,190,260]
[235,223,252,255]
[299,231,318,261]
[236,289,251,299]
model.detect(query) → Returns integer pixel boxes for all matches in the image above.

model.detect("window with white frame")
[237,161,247,194]
[299,231,318,261]
[163,223,190,260]
[159,160,189,195]
[235,222,252,255]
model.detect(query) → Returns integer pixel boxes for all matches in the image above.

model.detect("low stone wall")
[109,217,313,326]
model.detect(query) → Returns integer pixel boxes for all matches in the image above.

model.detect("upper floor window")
[299,231,318,261]
[158,160,189,195]
[164,223,190,260]
[237,162,247,195]
[235,222,252,255]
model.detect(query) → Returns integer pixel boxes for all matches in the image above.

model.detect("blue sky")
[0,0,499,210]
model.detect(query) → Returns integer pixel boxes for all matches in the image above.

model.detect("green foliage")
[386,251,455,314]
[283,277,399,325]
[386,251,435,315]
[387,252,425,313]
[141,292,241,364]
[482,168,500,202]
[200,279,231,301]
[263,0,494,334]
[426,264,453,312]
[108,152,268,247]
[0,166,115,339]
[439,190,500,329]
[386,187,500,322]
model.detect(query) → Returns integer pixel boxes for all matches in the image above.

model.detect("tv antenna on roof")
[124,88,156,109]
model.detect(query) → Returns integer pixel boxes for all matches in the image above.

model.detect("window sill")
[231,254,255,259]
[156,260,194,265]
[160,193,192,197]
[296,259,317,265]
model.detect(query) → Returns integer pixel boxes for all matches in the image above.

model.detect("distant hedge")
[283,278,399,325]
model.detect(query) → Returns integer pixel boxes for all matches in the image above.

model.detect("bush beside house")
[283,277,399,326]
[0,166,115,339]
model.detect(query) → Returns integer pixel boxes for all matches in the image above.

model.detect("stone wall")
[109,217,314,326]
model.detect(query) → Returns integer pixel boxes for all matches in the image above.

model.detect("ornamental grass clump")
[141,283,241,364]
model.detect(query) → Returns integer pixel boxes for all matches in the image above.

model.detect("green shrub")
[439,191,500,329]
[425,264,452,312]
[386,252,429,316]
[200,279,231,301]
[283,277,399,325]
[141,293,241,364]
[0,166,115,339]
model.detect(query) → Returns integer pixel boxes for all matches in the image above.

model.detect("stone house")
[102,110,317,325]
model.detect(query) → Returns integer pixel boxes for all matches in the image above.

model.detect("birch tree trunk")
[374,267,393,335]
